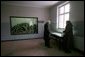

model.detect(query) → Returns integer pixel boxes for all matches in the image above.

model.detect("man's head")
[66,21,71,24]
[66,21,73,26]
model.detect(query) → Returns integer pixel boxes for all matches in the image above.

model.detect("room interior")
[1,1,84,56]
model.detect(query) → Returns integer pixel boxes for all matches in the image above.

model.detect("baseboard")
[1,37,43,42]
[73,48,84,55]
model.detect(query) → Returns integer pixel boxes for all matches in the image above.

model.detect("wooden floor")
[1,38,83,56]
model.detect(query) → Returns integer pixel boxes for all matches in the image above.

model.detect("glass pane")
[60,6,64,14]
[65,3,70,13]
[58,15,64,28]
[65,13,69,21]
[64,13,69,28]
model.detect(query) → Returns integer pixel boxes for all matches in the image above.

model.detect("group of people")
[44,21,74,53]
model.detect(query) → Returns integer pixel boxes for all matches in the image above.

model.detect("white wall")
[49,1,84,51]
[70,1,84,51]
[1,4,49,40]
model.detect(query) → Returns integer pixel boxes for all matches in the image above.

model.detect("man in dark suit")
[63,21,74,53]
[44,22,50,48]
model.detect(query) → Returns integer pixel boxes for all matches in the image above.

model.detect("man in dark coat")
[44,22,50,48]
[63,21,74,53]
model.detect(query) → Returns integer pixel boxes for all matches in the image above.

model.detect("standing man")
[44,22,50,48]
[63,21,74,53]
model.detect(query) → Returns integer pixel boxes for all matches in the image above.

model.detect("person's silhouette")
[44,22,50,48]
[63,21,74,53]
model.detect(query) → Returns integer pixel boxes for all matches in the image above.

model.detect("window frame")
[57,1,70,29]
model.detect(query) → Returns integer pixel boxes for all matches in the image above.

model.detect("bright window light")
[59,15,64,28]
[65,3,70,13]
[60,6,64,14]
[57,1,70,29]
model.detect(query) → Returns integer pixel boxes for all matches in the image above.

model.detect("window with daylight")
[57,1,70,29]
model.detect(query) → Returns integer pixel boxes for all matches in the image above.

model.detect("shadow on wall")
[73,21,84,37]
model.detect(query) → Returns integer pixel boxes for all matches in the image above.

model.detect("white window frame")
[57,1,70,29]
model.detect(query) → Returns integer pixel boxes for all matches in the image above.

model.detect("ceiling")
[1,1,59,8]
